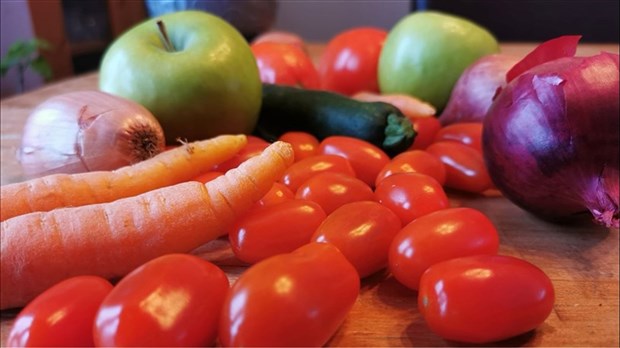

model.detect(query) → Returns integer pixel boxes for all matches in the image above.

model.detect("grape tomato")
[388,207,499,290]
[229,199,327,264]
[296,171,375,214]
[312,201,402,278]
[375,172,450,226]
[375,149,447,187]
[318,135,390,187]
[418,254,555,344]
[280,154,356,191]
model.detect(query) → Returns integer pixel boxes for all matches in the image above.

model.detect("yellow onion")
[18,90,165,178]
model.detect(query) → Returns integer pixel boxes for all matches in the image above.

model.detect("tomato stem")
[156,20,175,52]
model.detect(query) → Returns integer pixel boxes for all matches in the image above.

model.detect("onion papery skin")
[483,52,619,228]
[439,54,520,126]
[18,90,166,178]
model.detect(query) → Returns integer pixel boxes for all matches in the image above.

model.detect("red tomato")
[280,154,356,191]
[228,199,327,264]
[193,170,223,184]
[374,172,449,225]
[219,242,360,346]
[388,207,499,290]
[318,27,387,95]
[7,276,112,347]
[375,150,447,187]
[212,141,269,172]
[252,30,306,53]
[295,171,375,214]
[418,255,555,344]
[409,116,442,150]
[312,201,402,278]
[246,135,270,146]
[255,181,295,208]
[251,41,320,89]
[278,131,320,161]
[433,122,483,153]
[318,135,390,187]
[94,254,229,347]
[426,141,492,193]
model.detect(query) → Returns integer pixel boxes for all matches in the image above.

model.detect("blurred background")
[1,0,618,98]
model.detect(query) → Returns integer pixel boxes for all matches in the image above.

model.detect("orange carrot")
[0,141,294,309]
[0,134,248,222]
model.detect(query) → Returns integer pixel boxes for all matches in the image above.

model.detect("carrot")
[0,141,294,310]
[0,134,248,222]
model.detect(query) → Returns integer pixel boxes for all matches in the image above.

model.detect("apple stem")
[156,20,175,52]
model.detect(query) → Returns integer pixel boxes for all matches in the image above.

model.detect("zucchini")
[255,84,417,156]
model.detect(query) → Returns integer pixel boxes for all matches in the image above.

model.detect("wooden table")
[1,43,619,347]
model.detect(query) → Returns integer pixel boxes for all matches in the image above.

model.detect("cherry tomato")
[318,135,390,187]
[409,116,442,150]
[426,141,492,193]
[312,201,402,278]
[252,30,307,53]
[94,254,229,347]
[212,141,269,172]
[193,170,223,184]
[278,131,320,161]
[295,171,375,214]
[219,242,360,346]
[246,135,271,146]
[388,207,499,291]
[433,122,483,153]
[375,150,447,187]
[251,41,320,89]
[418,254,555,344]
[228,199,327,264]
[280,154,356,191]
[255,182,295,208]
[318,27,387,95]
[7,276,113,347]
[374,172,449,226]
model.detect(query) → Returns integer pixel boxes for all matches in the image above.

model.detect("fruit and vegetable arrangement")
[1,8,618,347]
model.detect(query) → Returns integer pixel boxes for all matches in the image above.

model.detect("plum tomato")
[255,181,295,208]
[375,172,449,225]
[418,254,555,344]
[318,27,387,95]
[318,135,390,187]
[312,201,402,278]
[388,207,499,291]
[250,41,320,89]
[296,171,375,214]
[228,199,327,264]
[433,122,483,153]
[409,116,442,150]
[93,254,229,347]
[219,242,360,346]
[375,149,447,187]
[280,154,356,191]
[278,131,320,161]
[6,276,113,347]
[212,141,269,172]
[426,141,492,193]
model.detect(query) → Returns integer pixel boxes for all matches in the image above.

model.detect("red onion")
[18,90,166,178]
[439,54,520,125]
[483,48,619,228]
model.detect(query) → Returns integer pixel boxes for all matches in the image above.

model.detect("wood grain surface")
[1,43,618,347]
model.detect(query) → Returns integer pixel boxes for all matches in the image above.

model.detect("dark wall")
[412,0,619,43]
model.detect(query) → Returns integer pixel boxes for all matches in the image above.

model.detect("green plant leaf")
[30,56,53,80]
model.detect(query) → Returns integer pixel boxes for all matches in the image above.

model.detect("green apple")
[99,10,262,144]
[378,11,499,111]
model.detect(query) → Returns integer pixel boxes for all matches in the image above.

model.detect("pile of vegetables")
[2,9,619,348]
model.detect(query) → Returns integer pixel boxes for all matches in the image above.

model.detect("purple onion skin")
[482,52,619,228]
[439,54,520,126]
